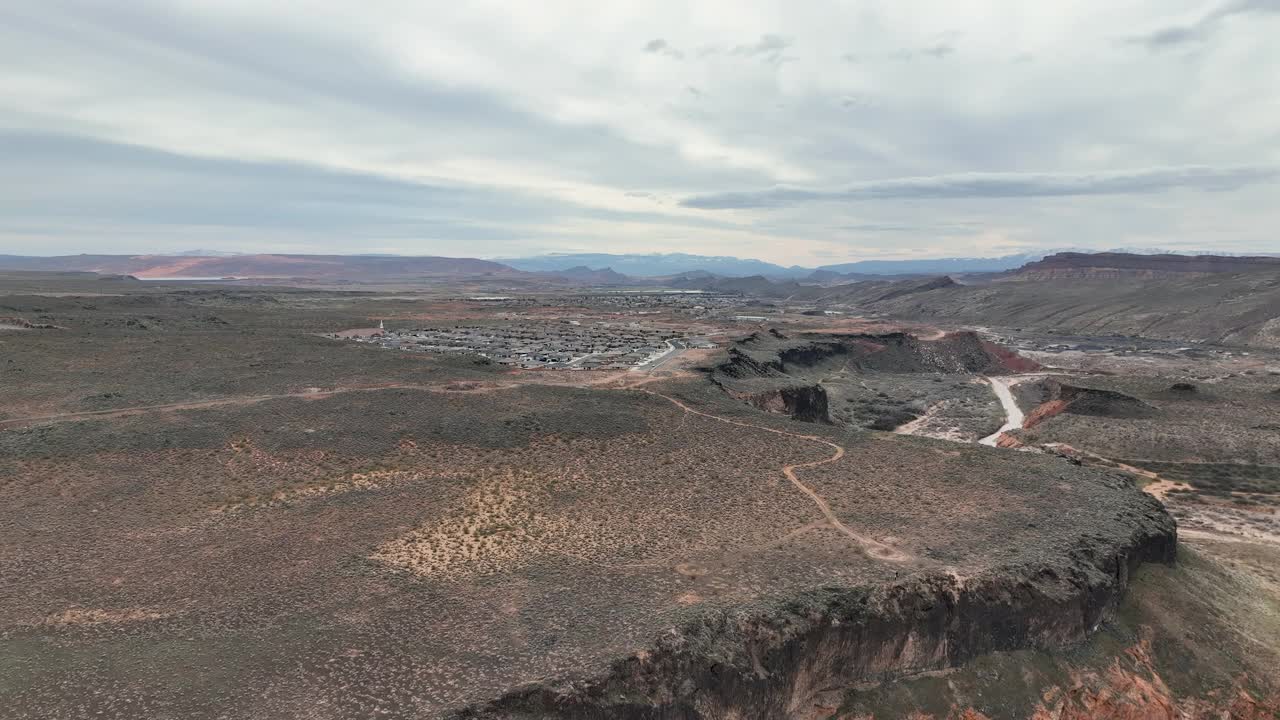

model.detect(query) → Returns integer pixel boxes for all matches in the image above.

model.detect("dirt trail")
[0,365,684,431]
[0,384,451,430]
[644,390,911,563]
[1041,443,1192,498]
[1137,477,1194,502]
[894,405,933,436]
[979,376,1027,447]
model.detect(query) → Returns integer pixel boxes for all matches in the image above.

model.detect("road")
[632,340,682,372]
[979,376,1027,447]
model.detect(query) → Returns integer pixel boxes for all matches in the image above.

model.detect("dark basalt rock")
[713,330,1035,383]
[1036,380,1158,420]
[456,500,1176,720]
[748,384,830,424]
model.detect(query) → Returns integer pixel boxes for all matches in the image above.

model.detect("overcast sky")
[2,1,1277,264]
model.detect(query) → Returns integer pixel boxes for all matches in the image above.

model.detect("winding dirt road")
[644,390,911,563]
[979,376,1026,447]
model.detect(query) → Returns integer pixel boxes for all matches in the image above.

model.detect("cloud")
[0,130,557,236]
[919,43,956,58]
[0,130,749,256]
[681,166,1280,209]
[641,38,683,59]
[1131,0,1280,49]
[729,34,793,64]
[836,222,981,235]
[891,43,956,61]
[848,40,957,63]
[1,2,1278,263]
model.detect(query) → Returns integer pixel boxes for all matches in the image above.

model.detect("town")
[340,320,712,369]
[457,290,747,315]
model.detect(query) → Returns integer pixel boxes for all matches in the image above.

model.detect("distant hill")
[0,254,522,281]
[804,269,848,284]
[535,266,633,285]
[809,269,1280,348]
[653,249,1280,346]
[666,272,805,296]
[1005,252,1280,280]
[803,268,928,284]
[817,254,1041,276]
[174,249,244,257]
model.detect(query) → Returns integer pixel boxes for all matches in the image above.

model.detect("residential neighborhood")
[338,320,710,369]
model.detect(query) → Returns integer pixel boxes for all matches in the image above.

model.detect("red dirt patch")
[980,339,1043,373]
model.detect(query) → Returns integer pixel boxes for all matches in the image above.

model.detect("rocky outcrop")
[726,383,832,423]
[456,504,1176,720]
[714,331,1038,382]
[713,331,1039,428]
[1024,380,1157,428]
[835,331,1040,375]
[845,626,1279,720]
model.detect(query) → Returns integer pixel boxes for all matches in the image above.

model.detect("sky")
[1,0,1278,265]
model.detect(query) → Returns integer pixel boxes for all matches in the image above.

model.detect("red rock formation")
[1008,252,1280,281]
[837,629,1278,720]
[979,339,1043,373]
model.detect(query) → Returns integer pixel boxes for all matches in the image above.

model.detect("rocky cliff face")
[1023,379,1157,428]
[714,331,1037,382]
[457,504,1176,720]
[726,383,832,423]
[711,331,1040,427]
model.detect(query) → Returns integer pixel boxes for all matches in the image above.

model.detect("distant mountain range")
[500,253,808,278]
[816,254,1039,276]
[501,251,1038,277]
[2,250,1278,286]
[500,250,1245,278]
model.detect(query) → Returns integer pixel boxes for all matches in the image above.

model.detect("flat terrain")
[0,279,1178,718]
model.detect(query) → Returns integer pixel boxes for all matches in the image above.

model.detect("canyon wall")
[458,505,1176,719]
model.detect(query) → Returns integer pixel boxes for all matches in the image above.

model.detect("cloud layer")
[682,166,1280,208]
[1131,0,1280,49]
[1,1,1278,262]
